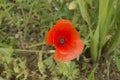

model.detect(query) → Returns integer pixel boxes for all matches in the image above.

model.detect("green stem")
[14,49,54,53]
[26,42,45,48]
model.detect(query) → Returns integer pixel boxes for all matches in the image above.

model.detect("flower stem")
[14,49,55,53]
[26,42,45,48]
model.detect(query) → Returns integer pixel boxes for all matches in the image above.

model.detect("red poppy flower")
[46,19,84,62]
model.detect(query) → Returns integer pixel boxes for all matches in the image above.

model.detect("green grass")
[0,0,120,80]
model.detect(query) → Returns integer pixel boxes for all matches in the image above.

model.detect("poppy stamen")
[58,37,65,46]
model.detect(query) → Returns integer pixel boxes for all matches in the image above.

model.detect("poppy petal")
[46,27,55,44]
[54,39,84,62]
[53,20,80,52]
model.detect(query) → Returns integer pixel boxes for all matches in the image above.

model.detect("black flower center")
[58,37,65,46]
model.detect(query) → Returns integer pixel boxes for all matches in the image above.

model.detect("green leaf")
[114,50,120,71]
[77,0,91,26]
[90,26,99,61]
[115,56,120,71]
[0,48,13,54]
[0,48,13,64]
[44,55,55,70]
[86,0,93,7]
[57,61,79,80]
[98,0,116,48]
[13,65,20,73]
[15,58,28,80]
[38,53,45,75]
[106,25,120,54]
[88,64,98,80]
[106,0,120,54]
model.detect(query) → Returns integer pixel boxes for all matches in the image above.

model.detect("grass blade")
[90,26,99,61]
[98,0,114,48]
[106,24,120,54]
[77,0,91,26]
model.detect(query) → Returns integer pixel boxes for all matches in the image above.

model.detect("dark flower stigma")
[58,37,65,46]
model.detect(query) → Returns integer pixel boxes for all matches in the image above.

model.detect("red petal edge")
[54,39,84,62]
